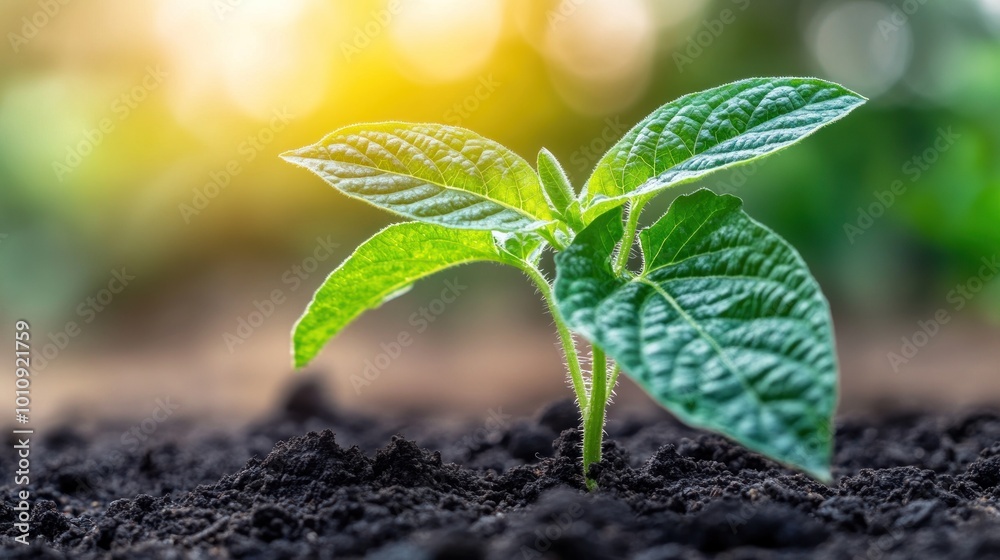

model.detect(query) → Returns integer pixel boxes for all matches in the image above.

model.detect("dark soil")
[4,379,1000,559]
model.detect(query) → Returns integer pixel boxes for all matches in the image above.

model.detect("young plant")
[282,77,865,486]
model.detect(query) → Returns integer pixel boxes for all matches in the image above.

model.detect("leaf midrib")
[633,277,766,409]
[392,126,539,222]
[330,159,546,225]
[313,129,550,225]
[600,82,855,202]
[645,205,729,270]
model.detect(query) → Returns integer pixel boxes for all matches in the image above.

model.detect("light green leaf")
[283,122,554,232]
[537,148,582,229]
[555,189,838,480]
[581,77,865,223]
[293,221,509,368]
[493,231,543,263]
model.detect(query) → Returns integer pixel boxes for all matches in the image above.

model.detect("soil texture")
[3,379,1000,559]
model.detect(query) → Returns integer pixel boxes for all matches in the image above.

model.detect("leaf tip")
[292,341,315,371]
[808,464,833,485]
[844,89,868,106]
[279,146,310,167]
[825,79,868,107]
[291,318,317,370]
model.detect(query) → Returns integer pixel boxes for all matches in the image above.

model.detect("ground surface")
[3,380,1000,559]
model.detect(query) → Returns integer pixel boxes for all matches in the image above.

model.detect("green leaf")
[493,231,543,263]
[293,221,509,368]
[581,77,866,223]
[537,148,582,228]
[283,122,554,232]
[555,189,838,480]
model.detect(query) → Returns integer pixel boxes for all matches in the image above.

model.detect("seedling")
[282,78,865,486]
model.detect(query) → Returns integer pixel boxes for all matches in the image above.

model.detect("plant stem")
[613,198,647,276]
[582,345,608,490]
[607,363,621,396]
[518,262,589,418]
[538,227,567,252]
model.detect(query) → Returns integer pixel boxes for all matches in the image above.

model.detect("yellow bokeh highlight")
[153,0,346,127]
[542,0,655,114]
[389,0,504,83]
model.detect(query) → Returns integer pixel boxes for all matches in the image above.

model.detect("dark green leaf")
[555,189,838,480]
[581,77,865,223]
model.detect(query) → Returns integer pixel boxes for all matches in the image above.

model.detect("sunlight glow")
[542,0,654,115]
[981,0,1000,30]
[154,0,343,126]
[389,0,503,83]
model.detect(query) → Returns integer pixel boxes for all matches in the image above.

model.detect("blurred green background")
[1,0,998,426]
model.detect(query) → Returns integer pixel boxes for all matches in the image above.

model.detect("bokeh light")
[808,1,912,99]
[390,0,503,83]
[541,0,655,114]
[981,0,1000,23]
[1,0,999,425]
[154,0,345,126]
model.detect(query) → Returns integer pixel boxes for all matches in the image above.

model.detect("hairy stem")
[538,227,567,252]
[607,364,621,397]
[519,262,589,418]
[583,345,608,490]
[613,198,647,276]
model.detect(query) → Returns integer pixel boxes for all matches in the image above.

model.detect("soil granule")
[3,380,1000,559]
